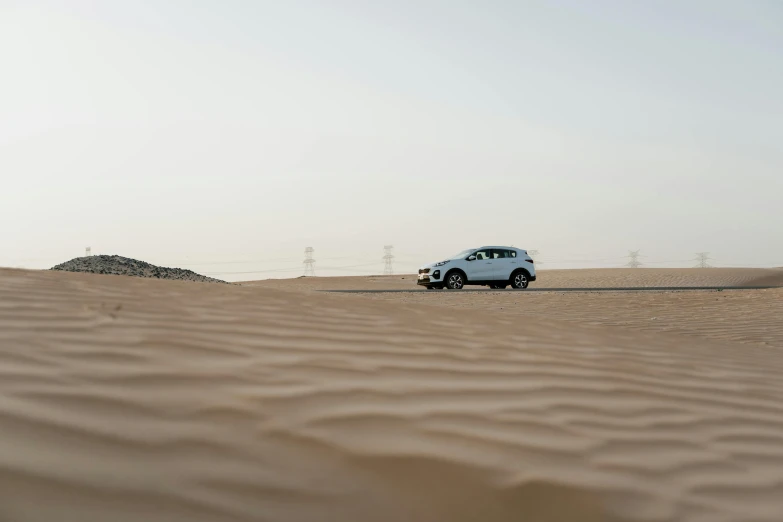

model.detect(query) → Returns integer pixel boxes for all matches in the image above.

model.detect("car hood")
[419,260,451,270]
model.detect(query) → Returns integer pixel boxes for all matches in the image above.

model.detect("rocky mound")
[51,255,227,284]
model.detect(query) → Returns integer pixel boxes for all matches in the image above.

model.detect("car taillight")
[526,258,534,263]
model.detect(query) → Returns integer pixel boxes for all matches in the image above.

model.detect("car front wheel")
[511,271,529,289]
[446,272,465,290]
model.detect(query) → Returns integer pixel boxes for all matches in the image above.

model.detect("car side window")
[492,250,511,259]
[474,250,490,260]
[509,250,516,258]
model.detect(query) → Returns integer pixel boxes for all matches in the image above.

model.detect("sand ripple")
[2,268,783,521]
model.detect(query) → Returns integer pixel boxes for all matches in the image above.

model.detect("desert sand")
[359,286,783,349]
[239,267,783,291]
[2,266,783,522]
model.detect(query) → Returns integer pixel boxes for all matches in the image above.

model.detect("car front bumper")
[416,269,442,286]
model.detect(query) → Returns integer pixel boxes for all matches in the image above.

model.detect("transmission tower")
[85,247,91,257]
[383,245,394,275]
[625,250,642,268]
[303,247,315,276]
[694,252,712,268]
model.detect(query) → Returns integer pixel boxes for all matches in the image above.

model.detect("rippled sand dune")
[362,288,783,349]
[2,267,783,522]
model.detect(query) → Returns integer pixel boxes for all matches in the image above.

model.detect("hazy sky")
[2,0,781,280]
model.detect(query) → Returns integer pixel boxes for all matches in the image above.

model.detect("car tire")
[510,270,529,289]
[445,271,466,290]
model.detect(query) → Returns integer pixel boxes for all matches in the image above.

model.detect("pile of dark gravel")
[51,255,227,284]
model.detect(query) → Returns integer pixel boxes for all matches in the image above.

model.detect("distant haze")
[2,0,781,281]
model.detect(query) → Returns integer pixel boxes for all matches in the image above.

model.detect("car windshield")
[448,249,474,260]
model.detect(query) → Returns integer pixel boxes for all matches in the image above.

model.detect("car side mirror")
[467,255,476,261]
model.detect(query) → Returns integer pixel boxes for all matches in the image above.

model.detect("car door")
[490,249,515,281]
[466,249,493,282]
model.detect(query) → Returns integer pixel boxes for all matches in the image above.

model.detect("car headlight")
[434,260,449,267]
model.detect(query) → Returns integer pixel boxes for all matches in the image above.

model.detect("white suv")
[417,246,536,290]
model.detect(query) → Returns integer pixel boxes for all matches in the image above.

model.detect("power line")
[383,245,394,275]
[49,245,780,278]
[203,266,303,275]
[202,261,393,276]
[528,256,627,263]
[303,247,315,277]
[323,262,382,270]
[635,259,693,264]
[170,255,364,266]
[713,262,783,267]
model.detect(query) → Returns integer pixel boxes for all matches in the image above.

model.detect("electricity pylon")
[383,245,394,275]
[625,250,642,268]
[694,252,712,268]
[303,247,315,276]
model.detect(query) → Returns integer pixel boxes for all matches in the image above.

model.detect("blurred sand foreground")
[2,267,783,522]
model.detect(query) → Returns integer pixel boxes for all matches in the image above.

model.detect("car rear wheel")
[445,272,465,290]
[511,271,529,289]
